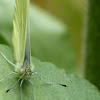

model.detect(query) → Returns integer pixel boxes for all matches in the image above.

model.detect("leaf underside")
[0,45,100,100]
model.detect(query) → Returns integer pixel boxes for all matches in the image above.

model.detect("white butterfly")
[0,0,67,100]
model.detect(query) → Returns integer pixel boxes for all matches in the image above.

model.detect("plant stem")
[84,0,100,89]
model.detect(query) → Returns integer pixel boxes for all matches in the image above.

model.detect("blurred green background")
[0,0,86,77]
[30,0,86,77]
[31,0,85,64]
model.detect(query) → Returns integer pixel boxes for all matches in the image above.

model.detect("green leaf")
[0,0,78,76]
[0,45,100,100]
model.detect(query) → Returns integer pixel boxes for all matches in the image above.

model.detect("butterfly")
[0,0,67,100]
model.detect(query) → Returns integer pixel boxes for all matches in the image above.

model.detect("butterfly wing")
[12,0,30,66]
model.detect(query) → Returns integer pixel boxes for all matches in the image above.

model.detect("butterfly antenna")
[32,72,68,87]
[5,73,25,93]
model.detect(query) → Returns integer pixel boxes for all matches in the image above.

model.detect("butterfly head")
[15,60,33,80]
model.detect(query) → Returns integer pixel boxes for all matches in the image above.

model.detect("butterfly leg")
[5,73,25,93]
[0,52,16,67]
[28,79,36,100]
[32,73,67,87]
[20,79,24,100]
[0,72,16,82]
[32,72,52,85]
